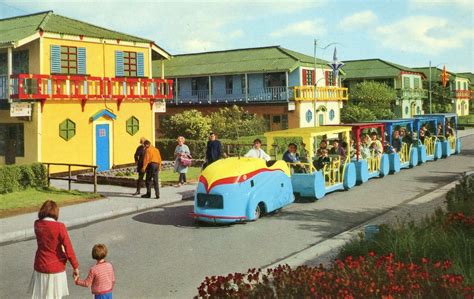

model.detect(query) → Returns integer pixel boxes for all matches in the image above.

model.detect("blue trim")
[77,47,86,75]
[115,51,124,76]
[137,52,145,77]
[91,109,117,122]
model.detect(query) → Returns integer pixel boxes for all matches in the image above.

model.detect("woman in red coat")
[28,200,80,298]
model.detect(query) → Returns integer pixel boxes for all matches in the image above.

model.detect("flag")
[329,47,344,86]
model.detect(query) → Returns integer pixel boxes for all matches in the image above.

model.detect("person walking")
[28,200,80,299]
[141,140,162,199]
[174,136,191,187]
[75,244,115,299]
[133,137,146,195]
[205,132,223,168]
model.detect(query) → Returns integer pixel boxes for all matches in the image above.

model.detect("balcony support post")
[208,76,212,104]
[7,47,13,103]
[245,73,248,103]
[285,71,289,102]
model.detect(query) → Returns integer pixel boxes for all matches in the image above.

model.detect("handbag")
[180,155,192,166]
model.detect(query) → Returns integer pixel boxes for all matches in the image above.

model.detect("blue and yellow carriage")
[415,113,461,157]
[376,119,419,173]
[191,157,294,223]
[264,126,357,200]
[413,116,441,161]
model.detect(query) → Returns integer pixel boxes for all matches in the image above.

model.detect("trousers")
[145,163,160,197]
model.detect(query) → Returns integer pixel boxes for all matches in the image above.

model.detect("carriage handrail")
[286,162,312,173]
[399,143,409,164]
[448,136,456,152]
[424,136,436,157]
[367,154,381,173]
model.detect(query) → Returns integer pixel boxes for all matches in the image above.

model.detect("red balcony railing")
[453,90,471,99]
[8,74,173,110]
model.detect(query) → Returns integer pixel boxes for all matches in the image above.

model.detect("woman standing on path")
[174,136,191,187]
[29,200,79,299]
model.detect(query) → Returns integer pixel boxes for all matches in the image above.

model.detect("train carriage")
[376,119,419,172]
[415,113,461,157]
[338,123,390,184]
[413,116,442,161]
[265,126,357,200]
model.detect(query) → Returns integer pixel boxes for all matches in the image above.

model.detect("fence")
[43,162,98,193]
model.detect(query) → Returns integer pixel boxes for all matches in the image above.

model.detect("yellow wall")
[0,103,39,165]
[41,100,154,173]
[41,37,151,77]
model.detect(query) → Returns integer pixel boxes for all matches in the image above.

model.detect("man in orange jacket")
[141,140,162,199]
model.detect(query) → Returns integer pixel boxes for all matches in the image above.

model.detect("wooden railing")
[293,86,348,101]
[43,162,98,193]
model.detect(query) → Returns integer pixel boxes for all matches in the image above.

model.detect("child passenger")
[314,149,330,171]
[75,244,115,299]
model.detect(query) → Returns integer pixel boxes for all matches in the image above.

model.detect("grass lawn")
[125,167,202,185]
[0,187,101,218]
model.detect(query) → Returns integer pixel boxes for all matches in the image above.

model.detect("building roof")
[0,11,152,46]
[412,67,471,82]
[458,72,474,84]
[342,59,425,79]
[153,46,333,77]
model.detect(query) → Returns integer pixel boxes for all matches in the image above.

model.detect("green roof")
[458,72,474,84]
[342,59,425,79]
[0,11,151,46]
[153,46,331,77]
[413,67,471,82]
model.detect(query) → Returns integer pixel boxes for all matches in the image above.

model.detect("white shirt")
[244,148,271,161]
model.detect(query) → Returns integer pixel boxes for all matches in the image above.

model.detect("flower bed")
[196,254,472,298]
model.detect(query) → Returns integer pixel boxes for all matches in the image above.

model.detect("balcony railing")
[1,74,173,102]
[293,86,348,101]
[176,86,290,104]
[453,90,471,99]
[397,88,427,98]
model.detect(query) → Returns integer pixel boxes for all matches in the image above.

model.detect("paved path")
[0,130,473,299]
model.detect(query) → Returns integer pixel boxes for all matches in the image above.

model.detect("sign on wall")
[153,101,166,113]
[10,102,32,117]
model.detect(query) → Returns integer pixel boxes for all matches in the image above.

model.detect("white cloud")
[228,30,244,39]
[339,10,378,29]
[410,0,473,9]
[375,16,474,54]
[270,20,326,37]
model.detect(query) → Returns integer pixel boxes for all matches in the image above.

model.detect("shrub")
[0,163,47,194]
[162,109,211,140]
[341,104,376,123]
[210,105,265,139]
[196,254,471,298]
[446,173,474,215]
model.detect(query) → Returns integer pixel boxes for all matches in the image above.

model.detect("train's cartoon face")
[191,157,294,223]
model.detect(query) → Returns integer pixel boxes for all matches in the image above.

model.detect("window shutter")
[302,69,307,85]
[312,70,315,85]
[115,51,124,76]
[50,45,61,74]
[137,52,144,77]
[77,47,86,75]
[325,71,329,86]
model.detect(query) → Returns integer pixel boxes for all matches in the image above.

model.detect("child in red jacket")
[75,244,115,299]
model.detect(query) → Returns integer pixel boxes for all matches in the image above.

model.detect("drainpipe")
[245,73,248,103]
[175,77,179,105]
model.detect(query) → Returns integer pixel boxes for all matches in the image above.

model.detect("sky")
[1,0,473,73]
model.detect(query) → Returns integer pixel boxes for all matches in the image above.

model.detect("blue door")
[96,124,110,171]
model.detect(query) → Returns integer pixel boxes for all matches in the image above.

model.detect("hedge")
[0,163,48,194]
[156,136,304,160]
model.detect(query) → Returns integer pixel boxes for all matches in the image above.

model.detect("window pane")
[69,47,76,53]
[131,71,137,77]
[61,67,69,73]
[130,52,136,58]
[70,61,77,67]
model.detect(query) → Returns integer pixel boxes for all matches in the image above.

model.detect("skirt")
[28,270,69,299]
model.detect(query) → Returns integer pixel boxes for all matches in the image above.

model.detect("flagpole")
[429,60,432,114]
[314,39,317,127]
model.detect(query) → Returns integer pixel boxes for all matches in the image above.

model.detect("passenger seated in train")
[317,140,328,156]
[445,122,454,138]
[328,139,347,161]
[369,132,383,156]
[360,134,372,159]
[314,149,330,171]
[299,142,309,163]
[392,130,402,153]
[400,128,412,144]
[244,138,271,161]
[342,139,356,160]
[420,124,431,143]
[283,143,301,163]
[436,123,443,136]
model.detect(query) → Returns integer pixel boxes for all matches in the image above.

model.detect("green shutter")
[59,119,76,141]
[403,77,410,89]
[126,116,139,135]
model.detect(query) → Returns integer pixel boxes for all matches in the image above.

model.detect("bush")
[446,173,474,215]
[0,163,48,194]
[210,105,265,139]
[341,104,376,123]
[162,109,211,140]
[196,255,471,298]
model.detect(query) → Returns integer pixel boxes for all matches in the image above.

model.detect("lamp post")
[313,39,342,126]
[428,61,447,114]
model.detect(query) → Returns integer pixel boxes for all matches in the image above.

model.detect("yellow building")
[0,11,172,172]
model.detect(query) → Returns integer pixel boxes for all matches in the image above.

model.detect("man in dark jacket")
[133,137,146,195]
[205,132,223,168]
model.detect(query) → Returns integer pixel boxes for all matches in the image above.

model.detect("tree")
[210,105,265,139]
[426,82,454,113]
[343,81,397,121]
[162,109,211,140]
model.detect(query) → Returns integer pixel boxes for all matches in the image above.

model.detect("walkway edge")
[0,191,195,245]
[265,170,472,270]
